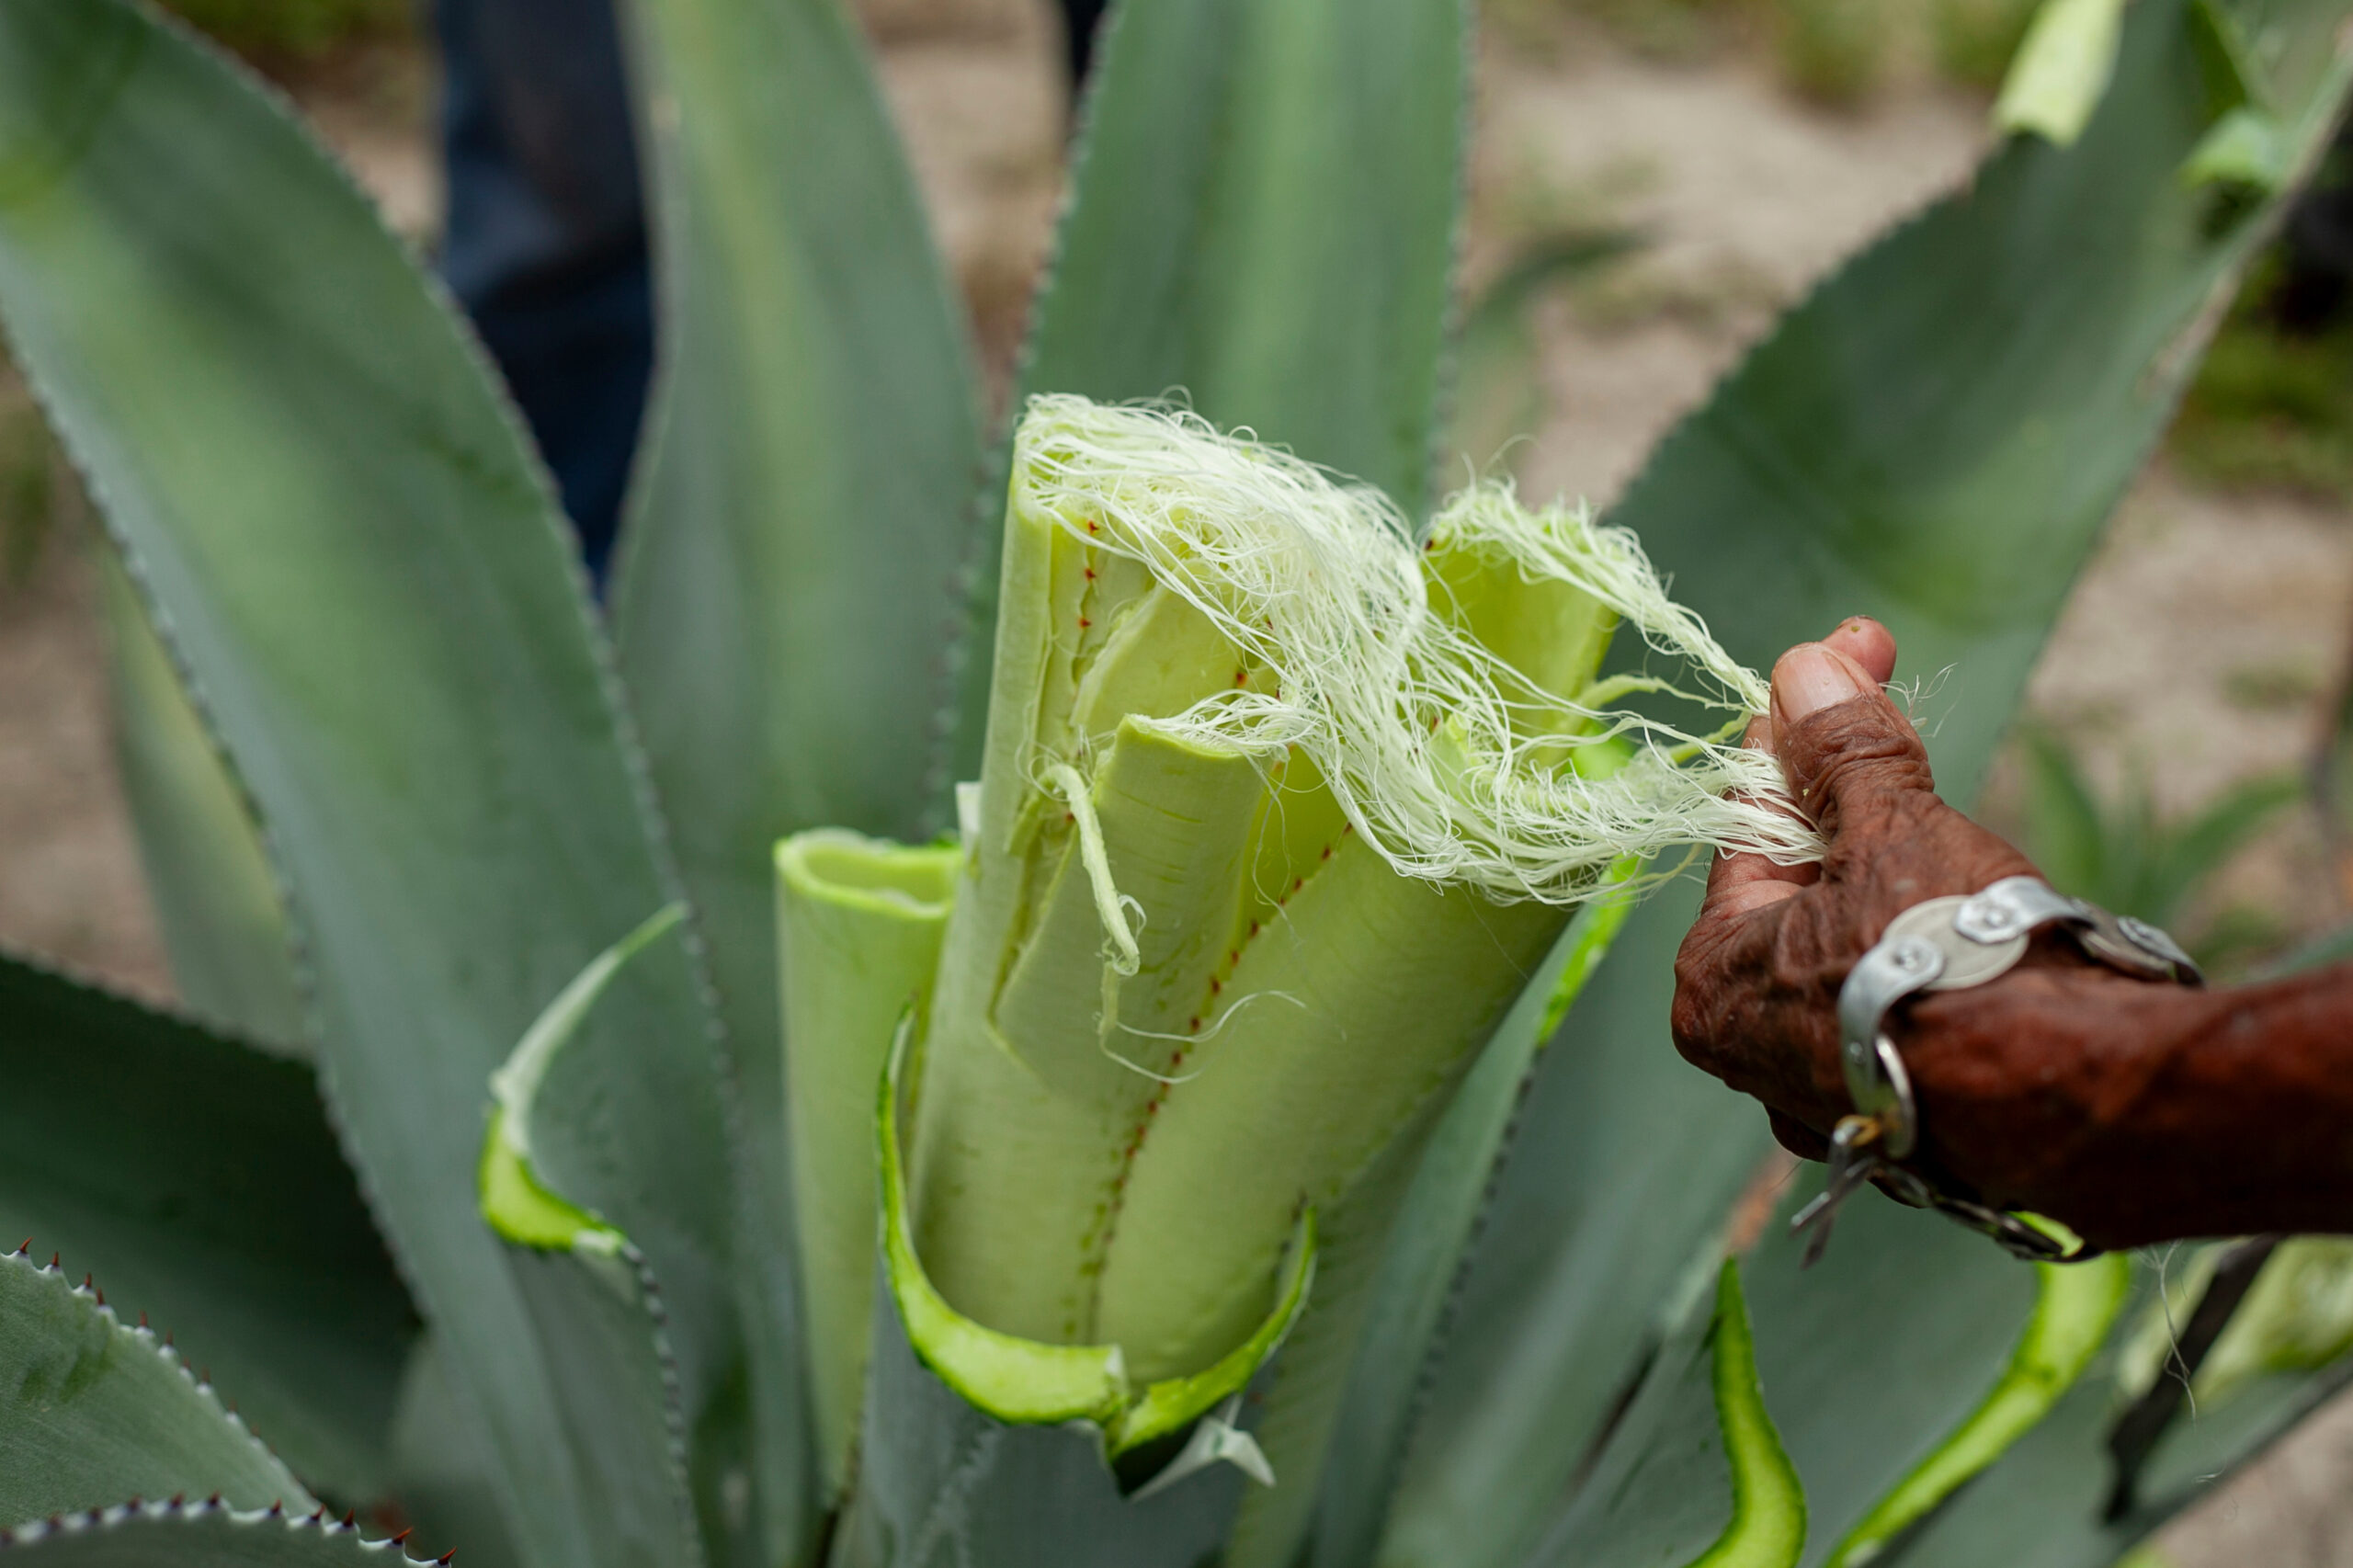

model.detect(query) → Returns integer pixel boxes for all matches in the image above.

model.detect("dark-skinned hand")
[1672,618,2353,1250]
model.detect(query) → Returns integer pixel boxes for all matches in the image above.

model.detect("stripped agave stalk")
[777,397,1818,1538]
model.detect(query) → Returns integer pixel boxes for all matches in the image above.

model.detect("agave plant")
[0,0,2349,1565]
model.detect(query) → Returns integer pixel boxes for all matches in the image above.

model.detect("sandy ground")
[0,1,2345,1560]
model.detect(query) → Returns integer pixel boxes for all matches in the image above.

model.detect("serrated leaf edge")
[0,1244,309,1509]
[0,1494,436,1560]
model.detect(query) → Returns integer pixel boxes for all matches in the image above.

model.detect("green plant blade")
[0,4,766,1562]
[97,552,301,1053]
[1527,1258,1804,1568]
[1824,1245,2131,1566]
[1383,4,2353,1565]
[0,1504,420,1565]
[0,951,411,1504]
[0,1246,309,1523]
[607,0,982,1528]
[1894,1265,2353,1568]
[1305,862,1639,1568]
[773,831,959,1497]
[471,903,729,1568]
[389,1337,523,1568]
[944,0,1470,779]
[1735,1180,2110,1568]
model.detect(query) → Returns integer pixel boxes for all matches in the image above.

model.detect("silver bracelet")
[1790,875,2201,1266]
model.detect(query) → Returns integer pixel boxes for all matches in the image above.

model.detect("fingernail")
[1774,643,1867,723]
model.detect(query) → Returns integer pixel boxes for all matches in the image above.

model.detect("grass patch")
[2170,256,2353,501]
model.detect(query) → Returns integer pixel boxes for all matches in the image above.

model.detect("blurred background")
[0,0,2347,1560]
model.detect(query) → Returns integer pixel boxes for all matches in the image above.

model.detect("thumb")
[1769,642,1936,846]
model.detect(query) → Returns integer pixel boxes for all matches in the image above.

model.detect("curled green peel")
[476,903,684,1254]
[1827,1248,2131,1567]
[1688,1259,1806,1568]
[881,1016,1315,1462]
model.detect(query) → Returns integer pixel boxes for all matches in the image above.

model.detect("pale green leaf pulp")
[773,831,959,1495]
[1995,0,2129,144]
[879,1020,1316,1453]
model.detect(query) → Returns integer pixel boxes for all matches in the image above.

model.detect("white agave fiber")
[1012,395,1825,904]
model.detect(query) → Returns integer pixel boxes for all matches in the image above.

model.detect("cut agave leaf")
[1994,0,2129,144]
[773,831,960,1498]
[474,905,702,1568]
[877,1018,1315,1458]
[0,951,411,1505]
[833,1274,1261,1568]
[1812,1227,2132,1566]
[1893,1265,2353,1568]
[1528,1258,1804,1568]
[1306,858,1639,1568]
[0,1502,423,1565]
[0,1245,309,1523]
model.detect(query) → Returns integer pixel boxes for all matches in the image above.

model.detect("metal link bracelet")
[1790,875,2201,1266]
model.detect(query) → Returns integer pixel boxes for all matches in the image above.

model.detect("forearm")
[1908,958,2353,1250]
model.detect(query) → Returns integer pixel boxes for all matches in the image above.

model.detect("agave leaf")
[1305,860,1640,1568]
[0,1505,421,1565]
[1894,1271,2353,1567]
[0,951,411,1504]
[1527,1258,1804,1568]
[0,3,764,1561]
[1733,1180,2120,1568]
[97,552,301,1053]
[388,1338,523,1568]
[1385,2,2353,1563]
[1818,1239,2130,1566]
[773,831,960,1497]
[607,0,982,1528]
[832,1024,1315,1566]
[943,0,1470,779]
[472,904,723,1568]
[0,1246,308,1522]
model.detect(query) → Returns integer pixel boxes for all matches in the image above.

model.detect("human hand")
[1673,619,2353,1249]
[1670,619,2094,1194]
